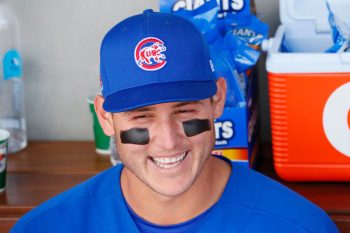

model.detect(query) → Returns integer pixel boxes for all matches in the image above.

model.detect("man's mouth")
[148,152,188,169]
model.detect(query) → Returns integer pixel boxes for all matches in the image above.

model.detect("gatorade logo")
[322,82,350,157]
[134,37,167,71]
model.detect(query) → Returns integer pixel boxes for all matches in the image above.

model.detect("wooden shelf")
[0,141,349,232]
[0,141,111,232]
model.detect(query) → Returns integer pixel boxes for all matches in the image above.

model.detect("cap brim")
[103,80,217,112]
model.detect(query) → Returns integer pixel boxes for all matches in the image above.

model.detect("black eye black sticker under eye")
[120,128,150,145]
[182,119,211,137]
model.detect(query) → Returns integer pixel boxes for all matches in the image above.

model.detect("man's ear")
[94,95,115,136]
[212,77,227,119]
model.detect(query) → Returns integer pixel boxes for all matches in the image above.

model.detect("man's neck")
[120,156,231,225]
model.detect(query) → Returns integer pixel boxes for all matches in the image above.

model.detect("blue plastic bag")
[224,13,269,48]
[209,37,246,107]
[325,1,350,53]
[174,0,220,43]
[173,0,260,107]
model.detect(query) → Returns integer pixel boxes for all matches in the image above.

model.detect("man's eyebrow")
[173,101,202,108]
[124,106,155,115]
[122,101,202,115]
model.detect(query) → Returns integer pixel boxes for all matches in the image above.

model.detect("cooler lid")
[280,0,349,32]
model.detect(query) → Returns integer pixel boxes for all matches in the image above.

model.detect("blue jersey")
[11,159,339,233]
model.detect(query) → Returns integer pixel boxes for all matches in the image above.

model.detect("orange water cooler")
[263,0,350,181]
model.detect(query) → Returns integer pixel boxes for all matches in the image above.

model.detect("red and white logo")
[134,37,167,71]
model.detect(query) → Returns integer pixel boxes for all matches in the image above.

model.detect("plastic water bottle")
[0,1,27,153]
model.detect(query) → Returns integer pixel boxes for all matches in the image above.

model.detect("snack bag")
[223,32,260,74]
[223,32,260,95]
[175,0,259,106]
[160,0,252,37]
[224,13,269,49]
[174,0,220,43]
[159,0,251,18]
[210,37,246,107]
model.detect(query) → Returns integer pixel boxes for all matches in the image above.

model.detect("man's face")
[112,99,217,197]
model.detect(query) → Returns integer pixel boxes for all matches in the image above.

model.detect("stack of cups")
[0,129,10,192]
[87,96,121,165]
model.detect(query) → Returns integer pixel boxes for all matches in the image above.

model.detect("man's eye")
[133,115,148,120]
[177,109,194,114]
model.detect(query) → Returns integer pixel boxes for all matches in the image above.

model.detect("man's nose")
[151,118,184,150]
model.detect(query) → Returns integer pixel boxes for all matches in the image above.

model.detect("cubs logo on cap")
[134,37,167,71]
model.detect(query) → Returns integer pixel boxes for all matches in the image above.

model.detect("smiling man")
[12,9,339,233]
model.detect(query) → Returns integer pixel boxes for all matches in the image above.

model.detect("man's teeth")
[152,153,186,168]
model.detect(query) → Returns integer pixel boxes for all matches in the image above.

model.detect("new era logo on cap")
[134,37,167,71]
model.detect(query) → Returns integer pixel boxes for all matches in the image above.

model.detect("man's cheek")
[120,128,150,145]
[119,119,211,145]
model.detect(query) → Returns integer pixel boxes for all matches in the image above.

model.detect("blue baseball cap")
[100,9,217,112]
